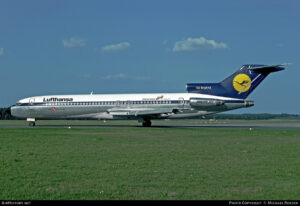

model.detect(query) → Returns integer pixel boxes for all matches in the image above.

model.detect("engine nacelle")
[189,98,224,107]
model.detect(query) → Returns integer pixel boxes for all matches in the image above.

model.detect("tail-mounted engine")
[189,98,224,108]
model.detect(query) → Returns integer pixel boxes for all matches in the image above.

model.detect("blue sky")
[0,0,299,113]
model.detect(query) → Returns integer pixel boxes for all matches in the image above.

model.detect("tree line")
[204,113,300,120]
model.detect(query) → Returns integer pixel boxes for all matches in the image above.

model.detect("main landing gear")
[27,118,36,127]
[142,119,152,127]
[29,121,35,127]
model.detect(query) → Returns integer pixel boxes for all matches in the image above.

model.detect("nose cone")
[10,105,29,118]
[10,106,18,117]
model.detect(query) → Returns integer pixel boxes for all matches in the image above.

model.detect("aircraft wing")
[107,107,174,117]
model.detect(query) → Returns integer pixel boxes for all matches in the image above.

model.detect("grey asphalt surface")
[1,122,300,130]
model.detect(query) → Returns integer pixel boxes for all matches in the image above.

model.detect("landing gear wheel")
[29,122,35,127]
[142,119,151,127]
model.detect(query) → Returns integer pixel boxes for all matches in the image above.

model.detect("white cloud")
[101,42,131,52]
[101,73,127,80]
[62,37,87,48]
[134,76,151,81]
[101,73,151,81]
[173,37,228,52]
[0,48,4,56]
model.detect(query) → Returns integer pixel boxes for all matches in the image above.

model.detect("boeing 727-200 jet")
[9,64,287,127]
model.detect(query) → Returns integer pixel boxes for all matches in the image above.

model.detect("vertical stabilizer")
[186,64,286,99]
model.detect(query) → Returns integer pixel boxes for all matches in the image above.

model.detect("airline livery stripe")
[18,100,185,107]
[16,100,245,107]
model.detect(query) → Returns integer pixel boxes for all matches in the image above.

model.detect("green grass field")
[1,120,300,200]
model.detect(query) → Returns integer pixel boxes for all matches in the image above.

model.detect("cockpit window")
[15,102,21,106]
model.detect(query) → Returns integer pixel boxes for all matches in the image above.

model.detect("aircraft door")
[116,100,121,107]
[126,100,131,108]
[28,98,36,117]
[29,98,35,105]
[178,97,185,108]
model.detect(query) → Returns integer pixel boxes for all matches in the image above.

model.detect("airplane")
[8,64,287,127]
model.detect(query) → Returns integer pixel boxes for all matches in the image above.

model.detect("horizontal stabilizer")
[247,63,290,73]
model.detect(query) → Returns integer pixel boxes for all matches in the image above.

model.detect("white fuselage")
[11,92,253,120]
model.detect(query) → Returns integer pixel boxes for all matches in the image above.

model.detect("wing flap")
[108,107,174,116]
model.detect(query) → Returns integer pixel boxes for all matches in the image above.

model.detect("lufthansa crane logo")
[233,74,251,93]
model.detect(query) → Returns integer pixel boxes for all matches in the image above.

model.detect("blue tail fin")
[186,64,286,99]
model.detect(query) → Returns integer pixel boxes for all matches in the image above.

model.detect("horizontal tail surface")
[186,64,287,99]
